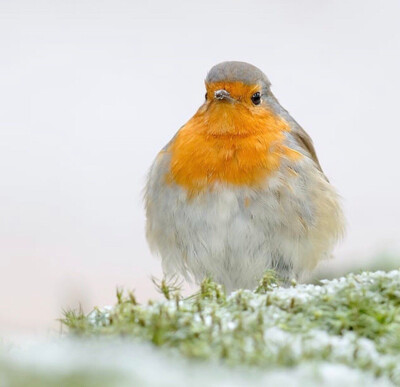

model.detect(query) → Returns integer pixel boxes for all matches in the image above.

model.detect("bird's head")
[194,61,283,136]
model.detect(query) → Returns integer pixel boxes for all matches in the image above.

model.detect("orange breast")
[167,83,301,195]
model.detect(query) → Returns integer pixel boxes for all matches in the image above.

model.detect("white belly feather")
[145,152,344,291]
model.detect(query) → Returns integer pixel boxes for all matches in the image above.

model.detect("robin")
[145,61,345,291]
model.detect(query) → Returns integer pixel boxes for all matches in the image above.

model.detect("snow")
[0,339,393,386]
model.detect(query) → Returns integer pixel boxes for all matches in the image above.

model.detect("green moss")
[62,270,400,384]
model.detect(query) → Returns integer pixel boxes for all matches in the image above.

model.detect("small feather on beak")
[214,89,232,101]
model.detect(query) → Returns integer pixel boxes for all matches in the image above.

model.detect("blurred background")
[0,0,399,336]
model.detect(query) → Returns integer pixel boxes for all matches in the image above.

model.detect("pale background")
[0,0,399,335]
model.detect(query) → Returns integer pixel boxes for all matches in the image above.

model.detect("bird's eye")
[205,92,208,100]
[251,92,261,105]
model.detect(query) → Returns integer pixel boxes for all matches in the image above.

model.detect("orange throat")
[167,82,301,194]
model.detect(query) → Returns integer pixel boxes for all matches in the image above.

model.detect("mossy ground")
[61,270,400,385]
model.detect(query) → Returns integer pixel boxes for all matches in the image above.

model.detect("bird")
[145,61,345,292]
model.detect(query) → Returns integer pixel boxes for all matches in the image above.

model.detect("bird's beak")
[214,89,234,102]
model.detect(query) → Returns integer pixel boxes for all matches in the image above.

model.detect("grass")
[61,269,400,384]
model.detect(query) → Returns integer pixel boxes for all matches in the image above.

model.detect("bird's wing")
[291,125,324,174]
[267,93,325,175]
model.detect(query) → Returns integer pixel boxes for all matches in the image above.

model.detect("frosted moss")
[62,270,400,384]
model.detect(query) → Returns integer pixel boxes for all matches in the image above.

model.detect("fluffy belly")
[146,165,325,291]
[146,147,344,292]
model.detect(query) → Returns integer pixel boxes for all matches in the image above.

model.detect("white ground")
[0,339,393,387]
